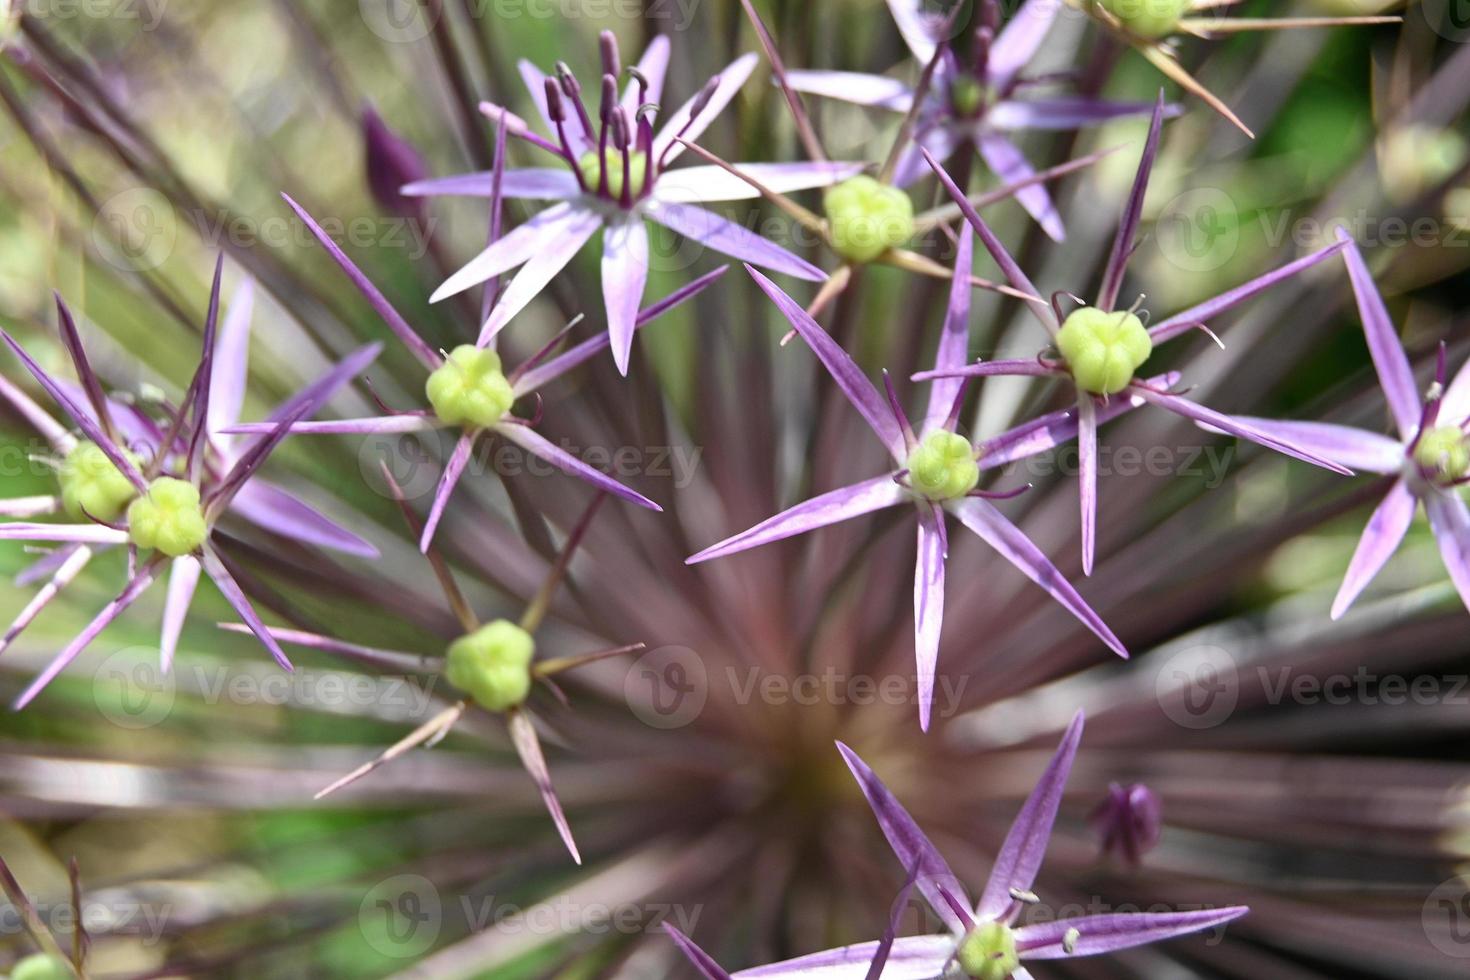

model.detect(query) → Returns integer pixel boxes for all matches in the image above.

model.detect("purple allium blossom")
[917,98,1353,574]
[0,259,380,707]
[666,712,1247,978]
[402,32,859,374]
[786,0,1167,239]
[223,196,723,553]
[1091,782,1162,866]
[1222,230,1470,617]
[687,243,1129,732]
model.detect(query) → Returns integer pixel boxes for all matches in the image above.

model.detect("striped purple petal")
[494,422,661,511]
[1338,229,1421,438]
[473,208,605,345]
[1016,907,1248,959]
[654,161,865,204]
[209,277,255,442]
[1332,478,1416,620]
[986,0,1062,91]
[1212,418,1402,474]
[231,480,380,558]
[735,936,954,979]
[429,202,590,302]
[924,224,974,432]
[160,555,201,673]
[784,69,914,111]
[225,415,439,436]
[1136,390,1353,475]
[508,709,581,864]
[663,924,735,980]
[602,216,651,376]
[946,498,1127,658]
[0,545,92,658]
[978,133,1064,242]
[745,267,905,458]
[201,547,292,670]
[836,741,973,935]
[688,475,906,564]
[1097,93,1165,312]
[1077,395,1098,576]
[401,168,582,200]
[975,711,1084,921]
[420,432,475,553]
[1425,490,1470,614]
[653,53,760,165]
[913,358,1057,382]
[0,523,130,545]
[648,203,825,282]
[914,504,946,732]
[988,96,1166,131]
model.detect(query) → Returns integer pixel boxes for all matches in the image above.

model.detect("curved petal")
[647,202,825,281]
[1016,907,1248,959]
[494,422,661,511]
[664,924,734,980]
[602,216,651,376]
[654,53,760,164]
[974,376,1162,470]
[1331,479,1416,619]
[687,475,906,564]
[784,69,914,111]
[420,433,475,553]
[402,168,582,200]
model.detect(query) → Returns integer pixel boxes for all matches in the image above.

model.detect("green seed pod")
[956,922,1020,980]
[58,441,140,521]
[1056,306,1153,396]
[127,477,208,557]
[824,176,915,264]
[1414,425,1470,484]
[1094,0,1191,39]
[9,953,72,980]
[425,345,515,429]
[578,149,649,200]
[906,430,980,501]
[445,619,536,712]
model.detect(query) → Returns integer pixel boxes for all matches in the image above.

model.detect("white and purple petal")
[1015,907,1248,959]
[687,475,906,564]
[914,504,947,732]
[986,0,1063,92]
[1209,418,1402,474]
[784,69,915,111]
[494,422,661,511]
[1331,479,1416,620]
[734,936,954,980]
[402,168,582,200]
[160,555,201,673]
[602,215,652,376]
[1338,230,1421,438]
[653,53,760,165]
[1424,489,1470,614]
[654,161,864,204]
[231,480,380,558]
[647,203,825,282]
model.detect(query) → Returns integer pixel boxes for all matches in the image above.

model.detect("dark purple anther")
[544,77,565,123]
[599,29,621,79]
[1091,783,1162,867]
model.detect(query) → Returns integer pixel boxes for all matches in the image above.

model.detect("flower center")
[1056,306,1153,396]
[956,922,1020,980]
[10,954,71,980]
[1093,0,1190,39]
[906,430,980,501]
[445,619,535,712]
[950,76,985,117]
[578,149,649,202]
[824,176,914,264]
[59,441,141,521]
[127,477,208,557]
[426,345,515,429]
[1414,425,1470,484]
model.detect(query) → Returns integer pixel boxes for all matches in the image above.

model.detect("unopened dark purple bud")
[544,78,566,122]
[599,30,621,79]
[1090,783,1162,866]
[362,107,428,219]
[600,74,618,121]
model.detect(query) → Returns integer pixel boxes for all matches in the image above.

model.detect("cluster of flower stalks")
[0,0,1466,977]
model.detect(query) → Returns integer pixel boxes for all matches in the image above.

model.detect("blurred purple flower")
[1091,782,1162,866]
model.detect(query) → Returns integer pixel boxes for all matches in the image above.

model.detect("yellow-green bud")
[10,953,71,980]
[1415,425,1470,484]
[1094,0,1190,38]
[951,76,985,117]
[824,176,914,264]
[426,345,514,429]
[956,922,1020,980]
[445,619,535,712]
[579,149,648,201]
[906,430,980,501]
[1056,306,1153,396]
[58,441,140,521]
[127,477,208,557]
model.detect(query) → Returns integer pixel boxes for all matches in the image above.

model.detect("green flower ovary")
[127,477,208,557]
[10,953,71,980]
[59,441,140,521]
[1094,0,1190,38]
[445,619,535,712]
[824,176,914,264]
[578,149,648,200]
[906,430,980,501]
[426,345,515,428]
[956,922,1020,980]
[950,76,985,117]
[1056,306,1153,396]
[1414,425,1470,483]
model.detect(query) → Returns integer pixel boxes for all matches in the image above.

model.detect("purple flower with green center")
[402,31,860,374]
[916,97,1353,574]
[1221,230,1470,618]
[665,712,1247,978]
[687,244,1128,732]
[0,259,381,708]
[1091,782,1162,866]
[224,195,724,553]
[784,0,1168,239]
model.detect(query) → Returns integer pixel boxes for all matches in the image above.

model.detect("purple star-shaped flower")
[687,241,1128,732]
[404,32,860,374]
[785,0,1168,239]
[225,196,723,553]
[0,258,380,707]
[1222,230,1470,618]
[666,712,1247,979]
[918,97,1353,574]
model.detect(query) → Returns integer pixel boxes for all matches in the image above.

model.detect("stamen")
[659,75,719,172]
[598,74,617,197]
[556,61,595,140]
[545,79,587,189]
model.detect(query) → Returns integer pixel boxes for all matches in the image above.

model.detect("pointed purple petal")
[225,415,438,436]
[914,505,946,732]
[1016,907,1248,959]
[0,544,92,658]
[689,475,905,564]
[1148,238,1349,344]
[0,524,130,545]
[210,277,255,438]
[472,208,604,345]
[784,69,914,110]
[867,862,922,980]
[282,194,439,369]
[745,267,905,457]
[184,255,226,476]
[200,548,292,670]
[924,224,974,431]
[653,53,759,164]
[989,96,1171,131]
[978,134,1064,242]
[987,0,1063,91]
[1078,395,1098,576]
[947,498,1127,657]
[913,358,1056,382]
[0,373,70,450]
[0,496,59,518]
[655,161,864,203]
[1137,389,1353,475]
[402,168,581,200]
[14,561,158,710]
[602,217,651,376]
[1331,479,1415,619]
[736,936,954,979]
[494,422,661,511]
[886,0,941,62]
[420,433,475,553]
[1425,490,1470,614]
[975,711,1084,921]
[231,480,380,558]
[892,123,961,189]
[662,924,734,980]
[160,555,201,673]
[1211,418,1402,474]
[51,293,116,447]
[508,709,581,864]
[1338,230,1421,437]
[649,203,825,282]
[1097,94,1165,311]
